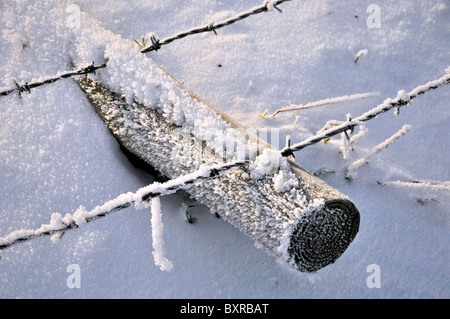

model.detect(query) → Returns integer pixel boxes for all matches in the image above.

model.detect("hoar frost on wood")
[72,14,360,272]
[76,76,360,272]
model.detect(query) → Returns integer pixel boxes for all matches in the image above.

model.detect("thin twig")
[0,60,109,98]
[272,92,380,117]
[140,0,291,53]
[378,180,450,191]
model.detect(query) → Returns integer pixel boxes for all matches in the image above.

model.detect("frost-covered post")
[75,67,360,273]
[69,20,449,272]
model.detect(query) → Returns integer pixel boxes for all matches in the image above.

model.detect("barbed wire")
[0,161,249,250]
[140,0,291,53]
[280,71,450,157]
[0,1,291,97]
[0,60,108,98]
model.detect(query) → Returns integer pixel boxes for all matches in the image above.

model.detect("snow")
[0,0,449,298]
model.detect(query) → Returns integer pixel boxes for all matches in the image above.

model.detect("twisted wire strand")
[0,161,249,250]
[141,0,291,53]
[0,60,108,98]
[280,72,450,157]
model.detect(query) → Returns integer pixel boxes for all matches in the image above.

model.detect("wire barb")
[13,79,31,98]
[206,23,217,35]
[80,61,96,75]
[150,34,161,51]
[265,1,284,12]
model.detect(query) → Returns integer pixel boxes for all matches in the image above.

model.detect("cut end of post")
[288,199,360,272]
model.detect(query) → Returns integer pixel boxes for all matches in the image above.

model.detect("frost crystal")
[151,196,173,272]
[249,149,282,179]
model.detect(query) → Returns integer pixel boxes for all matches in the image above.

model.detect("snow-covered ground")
[0,0,449,298]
